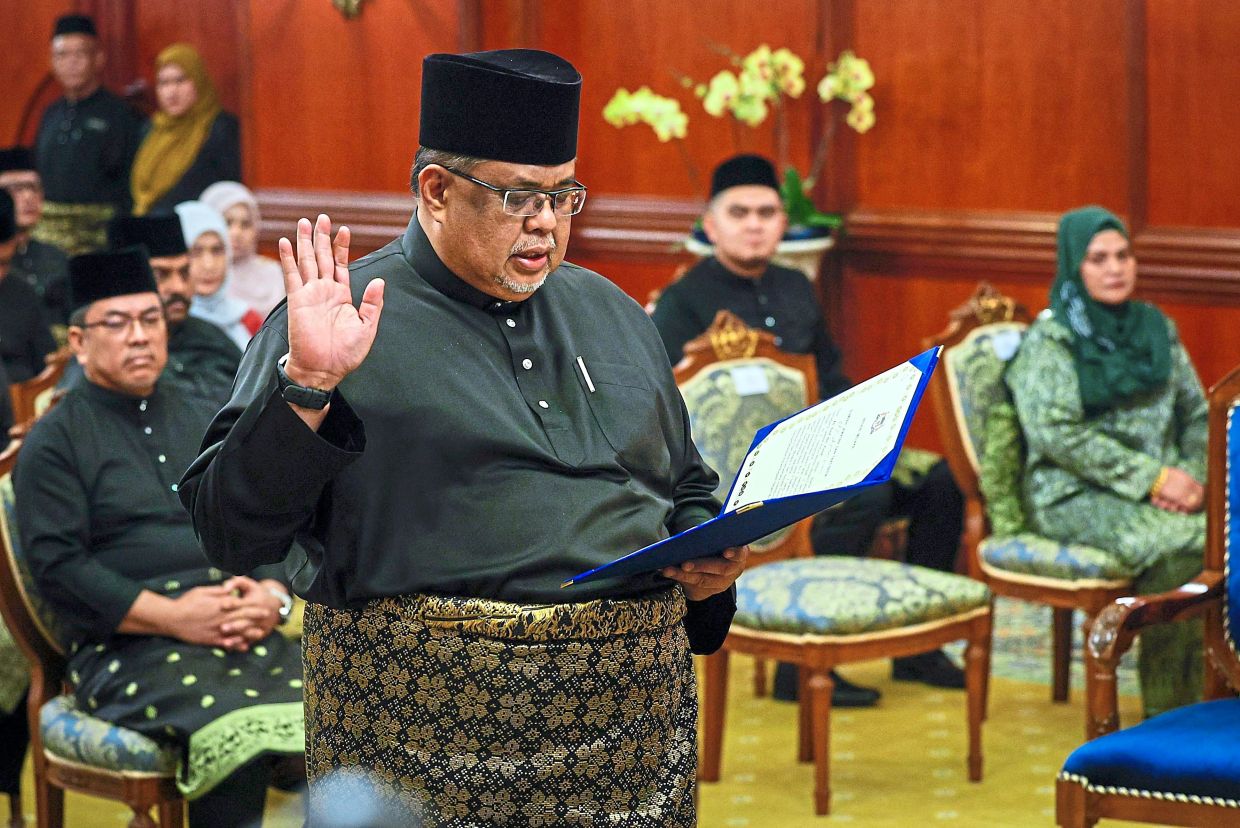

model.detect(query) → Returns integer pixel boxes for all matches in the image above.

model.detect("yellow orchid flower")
[771,48,806,98]
[702,71,740,117]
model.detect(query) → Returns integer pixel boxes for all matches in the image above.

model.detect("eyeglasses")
[80,309,166,335]
[441,167,587,217]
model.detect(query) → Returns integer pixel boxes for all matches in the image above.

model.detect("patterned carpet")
[10,599,1160,826]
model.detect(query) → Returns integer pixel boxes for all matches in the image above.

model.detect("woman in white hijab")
[174,200,262,350]
[200,181,286,317]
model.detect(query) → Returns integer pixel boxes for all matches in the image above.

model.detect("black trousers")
[188,754,305,828]
[810,458,964,573]
[0,694,28,795]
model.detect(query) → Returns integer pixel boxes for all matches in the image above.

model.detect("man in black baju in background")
[652,155,968,700]
[15,247,303,827]
[180,49,745,826]
[0,190,58,385]
[34,14,142,256]
[0,146,72,331]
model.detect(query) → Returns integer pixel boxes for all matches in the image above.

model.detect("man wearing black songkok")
[0,146,72,327]
[34,14,143,255]
[652,154,968,696]
[0,189,58,385]
[180,49,744,825]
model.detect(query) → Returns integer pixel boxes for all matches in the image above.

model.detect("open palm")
[279,214,385,389]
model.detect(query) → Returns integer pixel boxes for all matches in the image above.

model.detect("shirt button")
[505,319,516,328]
[774,336,784,347]
[758,295,768,305]
[522,359,533,370]
[158,455,166,463]
[171,484,179,493]
[139,401,148,412]
[537,400,549,409]
[765,316,776,327]
[144,427,153,435]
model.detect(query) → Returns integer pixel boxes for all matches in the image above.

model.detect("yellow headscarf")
[130,44,222,216]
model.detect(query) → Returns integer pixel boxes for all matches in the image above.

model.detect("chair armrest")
[1088,571,1222,666]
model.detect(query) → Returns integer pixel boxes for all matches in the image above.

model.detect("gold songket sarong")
[32,202,114,257]
[303,590,697,827]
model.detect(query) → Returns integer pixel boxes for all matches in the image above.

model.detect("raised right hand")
[278,214,385,391]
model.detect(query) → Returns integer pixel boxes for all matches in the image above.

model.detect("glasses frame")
[441,166,588,217]
[79,309,167,335]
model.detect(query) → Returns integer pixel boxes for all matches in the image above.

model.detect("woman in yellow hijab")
[131,44,240,216]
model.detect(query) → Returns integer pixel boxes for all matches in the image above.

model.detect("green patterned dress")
[1007,313,1207,716]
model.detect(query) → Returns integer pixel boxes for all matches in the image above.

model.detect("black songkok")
[53,14,97,38]
[109,215,188,258]
[0,146,36,175]
[0,190,15,244]
[420,49,581,165]
[710,154,780,198]
[69,247,159,311]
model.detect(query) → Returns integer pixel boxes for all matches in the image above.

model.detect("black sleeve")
[208,112,242,184]
[812,316,851,401]
[684,587,736,654]
[0,362,11,436]
[178,321,364,575]
[649,288,706,366]
[28,305,58,379]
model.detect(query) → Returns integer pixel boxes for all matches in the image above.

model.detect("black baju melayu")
[13,378,303,805]
[180,215,734,824]
[167,316,242,407]
[651,256,964,572]
[12,237,71,327]
[0,274,57,384]
[33,87,142,254]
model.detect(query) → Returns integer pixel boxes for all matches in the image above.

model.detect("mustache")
[510,237,557,256]
[163,294,191,309]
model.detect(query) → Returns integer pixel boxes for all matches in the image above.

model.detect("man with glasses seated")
[14,248,304,827]
[0,146,71,330]
[180,49,743,825]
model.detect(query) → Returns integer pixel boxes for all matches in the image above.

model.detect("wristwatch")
[276,353,332,410]
[265,585,294,625]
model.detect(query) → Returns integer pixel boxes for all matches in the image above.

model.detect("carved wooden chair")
[9,347,72,435]
[684,311,992,815]
[0,440,185,828]
[924,283,1136,739]
[1055,362,1240,827]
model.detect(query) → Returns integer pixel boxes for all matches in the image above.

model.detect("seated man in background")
[651,155,967,702]
[110,214,242,405]
[0,146,71,331]
[0,190,58,385]
[14,248,303,827]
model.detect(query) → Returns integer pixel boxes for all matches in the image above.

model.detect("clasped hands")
[1152,466,1205,514]
[168,576,286,651]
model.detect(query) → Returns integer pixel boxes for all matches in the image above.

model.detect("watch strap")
[276,354,332,410]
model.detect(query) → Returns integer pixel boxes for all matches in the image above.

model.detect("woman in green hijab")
[1007,205,1208,718]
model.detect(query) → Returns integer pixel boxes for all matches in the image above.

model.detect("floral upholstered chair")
[0,440,185,828]
[680,311,993,816]
[1055,361,1240,827]
[924,283,1135,739]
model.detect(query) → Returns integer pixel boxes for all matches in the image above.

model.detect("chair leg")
[7,792,22,828]
[699,649,729,783]
[158,800,185,828]
[1055,777,1098,827]
[35,777,63,828]
[797,668,812,763]
[127,808,156,828]
[1081,614,1118,740]
[807,669,833,816]
[1052,607,1073,703]
[964,618,989,782]
[752,657,768,698]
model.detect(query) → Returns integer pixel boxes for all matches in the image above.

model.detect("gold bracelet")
[1150,467,1171,500]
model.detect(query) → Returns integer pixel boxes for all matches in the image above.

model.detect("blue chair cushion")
[980,533,1134,582]
[40,694,178,774]
[1061,697,1240,805]
[735,557,990,636]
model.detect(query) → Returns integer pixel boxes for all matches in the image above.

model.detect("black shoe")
[771,662,881,707]
[892,650,966,689]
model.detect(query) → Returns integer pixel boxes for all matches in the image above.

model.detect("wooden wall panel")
[2,0,76,143]
[133,0,247,115]
[1145,0,1240,228]
[537,0,821,201]
[851,0,1130,213]
[245,0,461,192]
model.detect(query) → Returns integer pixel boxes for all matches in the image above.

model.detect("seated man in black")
[652,155,967,702]
[15,248,303,827]
[0,146,71,329]
[0,190,58,385]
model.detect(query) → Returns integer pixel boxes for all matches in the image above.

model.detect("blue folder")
[562,346,942,588]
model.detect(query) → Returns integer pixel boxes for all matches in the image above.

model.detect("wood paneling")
[245,0,460,191]
[1145,0,1240,228]
[133,0,247,115]
[852,0,1131,213]
[2,1,75,144]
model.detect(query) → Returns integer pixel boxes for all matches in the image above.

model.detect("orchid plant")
[604,45,876,234]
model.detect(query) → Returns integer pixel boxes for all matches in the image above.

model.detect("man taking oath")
[180,49,744,826]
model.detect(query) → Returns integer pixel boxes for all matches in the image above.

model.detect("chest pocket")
[582,361,671,478]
